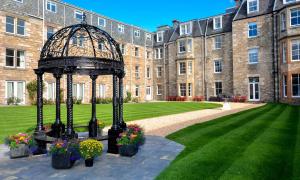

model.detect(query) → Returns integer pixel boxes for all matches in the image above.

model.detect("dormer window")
[247,0,259,14]
[213,16,222,30]
[146,33,152,40]
[134,30,140,37]
[74,10,83,21]
[98,18,106,27]
[157,31,163,42]
[180,22,192,36]
[118,24,125,33]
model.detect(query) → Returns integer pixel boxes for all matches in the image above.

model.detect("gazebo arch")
[34,16,126,154]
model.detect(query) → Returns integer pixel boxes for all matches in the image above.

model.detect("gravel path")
[104,102,265,137]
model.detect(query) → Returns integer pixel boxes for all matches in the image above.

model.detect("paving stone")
[0,136,184,180]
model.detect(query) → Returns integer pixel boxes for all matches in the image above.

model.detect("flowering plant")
[96,120,105,129]
[79,139,103,160]
[5,133,35,149]
[49,140,80,161]
[117,124,145,146]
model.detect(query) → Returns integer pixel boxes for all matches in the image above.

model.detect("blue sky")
[63,0,235,32]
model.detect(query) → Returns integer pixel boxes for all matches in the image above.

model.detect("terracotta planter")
[85,158,94,167]
[10,144,30,159]
[119,144,138,157]
[52,152,75,169]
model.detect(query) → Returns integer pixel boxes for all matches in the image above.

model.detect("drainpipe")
[272,12,279,102]
[204,20,208,100]
[163,43,167,100]
[42,0,45,45]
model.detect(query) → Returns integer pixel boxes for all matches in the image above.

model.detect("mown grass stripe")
[157,104,285,180]
[219,104,297,179]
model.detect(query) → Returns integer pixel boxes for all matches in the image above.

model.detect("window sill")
[292,96,300,98]
[4,66,26,70]
[157,94,162,96]
[291,59,300,62]
[248,63,259,65]
[5,32,28,38]
[214,72,222,74]
[248,36,259,39]
[290,25,300,29]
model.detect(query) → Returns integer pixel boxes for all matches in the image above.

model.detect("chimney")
[235,0,241,8]
[172,20,180,28]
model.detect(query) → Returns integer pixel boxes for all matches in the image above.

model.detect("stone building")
[0,0,299,105]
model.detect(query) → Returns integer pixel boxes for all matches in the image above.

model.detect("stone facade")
[0,0,300,105]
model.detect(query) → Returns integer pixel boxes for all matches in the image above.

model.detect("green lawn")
[157,103,300,179]
[0,102,220,143]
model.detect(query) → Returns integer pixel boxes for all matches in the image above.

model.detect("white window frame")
[188,83,192,97]
[134,47,139,57]
[213,16,222,30]
[214,35,222,49]
[118,24,125,33]
[214,60,222,73]
[248,47,259,64]
[282,42,287,63]
[46,0,57,13]
[215,81,223,97]
[247,0,259,14]
[146,66,151,79]
[5,81,26,104]
[5,49,26,69]
[283,75,287,97]
[248,22,258,38]
[46,82,56,100]
[135,66,140,79]
[179,83,187,97]
[155,48,163,59]
[134,30,140,38]
[157,31,164,42]
[72,83,85,102]
[188,61,193,75]
[135,85,140,97]
[98,17,106,27]
[146,33,152,40]
[290,8,300,27]
[178,62,186,75]
[292,74,300,97]
[74,10,83,21]
[283,0,299,5]
[281,12,287,31]
[291,39,300,61]
[178,40,186,53]
[157,66,162,78]
[180,22,192,36]
[157,84,162,96]
[120,44,126,55]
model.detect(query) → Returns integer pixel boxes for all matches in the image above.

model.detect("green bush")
[43,98,55,105]
[73,97,82,105]
[26,80,45,105]
[96,97,112,104]
[7,97,21,105]
[124,91,132,103]
[132,97,139,103]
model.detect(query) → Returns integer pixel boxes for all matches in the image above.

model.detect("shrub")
[193,96,205,102]
[132,97,139,103]
[95,97,112,104]
[124,92,132,103]
[209,96,224,102]
[43,98,55,105]
[26,80,45,105]
[117,124,145,146]
[7,97,21,105]
[73,97,82,105]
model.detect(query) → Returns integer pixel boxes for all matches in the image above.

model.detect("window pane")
[17,50,25,68]
[7,82,14,98]
[6,16,14,33]
[17,19,25,35]
[6,49,14,67]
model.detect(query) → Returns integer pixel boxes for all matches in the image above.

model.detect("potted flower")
[117,132,139,157]
[127,124,145,146]
[97,120,105,137]
[49,140,80,169]
[79,139,103,167]
[5,133,35,159]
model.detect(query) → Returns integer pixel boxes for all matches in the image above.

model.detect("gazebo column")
[89,74,98,138]
[66,70,75,138]
[108,73,122,154]
[35,69,44,132]
[51,71,65,138]
[118,72,127,130]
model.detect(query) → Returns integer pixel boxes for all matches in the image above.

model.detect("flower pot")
[119,144,138,157]
[10,144,30,159]
[97,128,103,137]
[138,137,145,147]
[85,158,94,167]
[52,152,75,169]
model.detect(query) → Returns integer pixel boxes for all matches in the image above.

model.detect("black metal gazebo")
[34,17,126,154]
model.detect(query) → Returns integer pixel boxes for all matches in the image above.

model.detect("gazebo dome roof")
[38,22,124,75]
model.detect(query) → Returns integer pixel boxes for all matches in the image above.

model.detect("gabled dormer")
[247,0,259,14]
[283,0,300,5]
